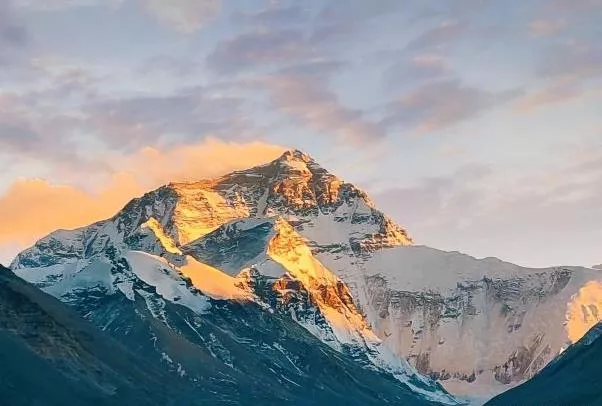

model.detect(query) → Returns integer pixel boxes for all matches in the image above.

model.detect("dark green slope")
[0,265,182,406]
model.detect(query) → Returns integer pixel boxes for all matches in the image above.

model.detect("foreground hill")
[0,265,177,405]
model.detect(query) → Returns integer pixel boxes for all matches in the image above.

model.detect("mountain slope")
[1,261,455,405]
[0,265,180,406]
[11,149,602,400]
[486,322,602,405]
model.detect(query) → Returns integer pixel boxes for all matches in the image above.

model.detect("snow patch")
[124,251,210,314]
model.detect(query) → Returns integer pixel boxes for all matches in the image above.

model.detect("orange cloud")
[0,139,285,263]
[0,174,142,245]
[118,138,286,187]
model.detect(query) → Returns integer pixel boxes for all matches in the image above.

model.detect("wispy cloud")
[141,0,221,33]
[384,79,522,133]
[0,0,27,61]
[516,77,582,112]
[207,28,311,74]
[406,20,468,51]
[258,61,386,144]
[539,42,602,80]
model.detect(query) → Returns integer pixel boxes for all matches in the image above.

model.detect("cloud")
[539,42,602,80]
[518,41,602,110]
[382,53,450,91]
[0,97,85,167]
[0,139,285,261]
[231,5,307,28]
[0,175,142,246]
[0,0,27,57]
[114,137,286,187]
[516,77,582,112]
[138,55,202,77]
[528,19,567,37]
[594,264,602,270]
[19,0,221,32]
[547,0,602,13]
[141,0,221,33]
[406,20,468,51]
[86,86,254,150]
[310,0,403,44]
[384,79,522,133]
[207,29,311,74]
[258,61,386,144]
[206,11,389,143]
[0,63,102,170]
[15,0,123,10]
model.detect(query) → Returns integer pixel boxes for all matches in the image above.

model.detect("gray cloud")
[594,264,602,270]
[517,41,602,110]
[384,79,523,133]
[14,0,123,11]
[138,55,202,77]
[0,0,27,61]
[382,53,450,92]
[204,1,406,143]
[0,122,40,153]
[86,86,253,150]
[16,0,220,33]
[516,77,583,111]
[310,0,403,44]
[406,20,468,51]
[207,29,312,74]
[257,60,386,144]
[0,106,95,171]
[539,42,602,80]
[231,5,308,28]
[141,0,221,33]
[547,0,602,13]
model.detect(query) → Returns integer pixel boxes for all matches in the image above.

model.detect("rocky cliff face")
[486,322,602,405]
[10,149,602,401]
[350,250,599,398]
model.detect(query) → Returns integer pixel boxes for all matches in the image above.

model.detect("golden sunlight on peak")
[0,140,285,261]
[565,281,602,343]
[178,256,253,301]
[268,218,378,343]
[142,218,182,255]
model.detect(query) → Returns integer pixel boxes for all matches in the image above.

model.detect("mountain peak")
[262,148,325,178]
[277,149,315,164]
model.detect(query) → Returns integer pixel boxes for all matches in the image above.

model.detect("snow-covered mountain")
[0,263,451,406]
[11,149,602,401]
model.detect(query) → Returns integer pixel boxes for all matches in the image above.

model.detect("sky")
[0,0,601,268]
